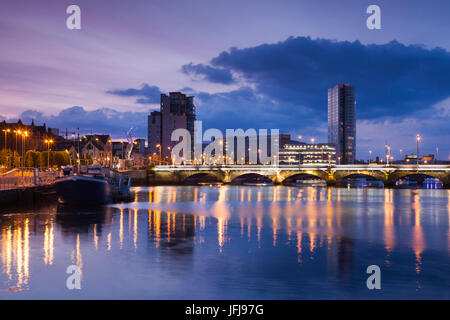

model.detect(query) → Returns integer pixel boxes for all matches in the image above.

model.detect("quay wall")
[0,184,56,208]
[115,169,148,186]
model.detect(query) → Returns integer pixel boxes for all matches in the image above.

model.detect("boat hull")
[55,175,113,205]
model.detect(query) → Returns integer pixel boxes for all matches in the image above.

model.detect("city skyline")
[0,0,449,160]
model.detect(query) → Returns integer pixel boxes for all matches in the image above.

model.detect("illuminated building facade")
[279,143,336,165]
[328,84,356,164]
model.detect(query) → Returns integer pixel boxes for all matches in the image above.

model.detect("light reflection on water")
[0,186,450,299]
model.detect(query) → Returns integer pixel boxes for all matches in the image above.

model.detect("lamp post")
[70,133,77,168]
[16,130,21,156]
[2,129,10,150]
[386,145,391,166]
[369,150,372,164]
[416,134,421,165]
[167,146,171,165]
[21,131,28,176]
[77,128,80,170]
[45,139,53,170]
[156,144,161,165]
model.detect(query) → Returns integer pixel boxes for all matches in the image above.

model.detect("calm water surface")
[1,186,450,299]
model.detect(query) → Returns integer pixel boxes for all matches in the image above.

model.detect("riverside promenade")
[0,168,57,207]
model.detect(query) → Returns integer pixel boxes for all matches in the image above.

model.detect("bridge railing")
[0,170,57,190]
[153,164,450,171]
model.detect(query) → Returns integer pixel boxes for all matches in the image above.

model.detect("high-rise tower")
[148,92,196,162]
[328,84,356,164]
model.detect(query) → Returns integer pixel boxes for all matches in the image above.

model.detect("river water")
[1,186,449,299]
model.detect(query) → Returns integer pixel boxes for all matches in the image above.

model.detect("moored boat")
[55,165,132,205]
[55,174,113,205]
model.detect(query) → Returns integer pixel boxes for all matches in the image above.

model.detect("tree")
[0,149,13,168]
[13,151,20,168]
[53,151,71,167]
[25,150,39,167]
[39,151,53,168]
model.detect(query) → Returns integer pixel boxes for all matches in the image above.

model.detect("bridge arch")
[230,172,274,185]
[282,173,327,186]
[390,173,445,188]
[182,172,223,185]
[335,171,387,186]
[337,173,385,187]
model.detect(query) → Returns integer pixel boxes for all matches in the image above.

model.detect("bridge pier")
[326,180,338,187]
[443,178,450,189]
[384,181,396,188]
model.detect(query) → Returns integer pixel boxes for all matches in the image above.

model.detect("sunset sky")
[1,0,449,160]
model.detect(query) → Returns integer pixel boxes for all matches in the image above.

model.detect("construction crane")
[124,127,135,160]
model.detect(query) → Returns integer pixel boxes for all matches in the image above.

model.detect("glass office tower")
[328,84,356,164]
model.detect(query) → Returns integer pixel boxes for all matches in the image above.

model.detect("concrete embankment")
[115,169,148,186]
[0,184,56,208]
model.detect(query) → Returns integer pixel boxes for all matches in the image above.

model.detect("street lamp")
[416,134,421,165]
[369,150,372,163]
[167,146,171,165]
[44,139,53,170]
[167,147,171,165]
[156,144,161,165]
[2,128,10,150]
[21,131,28,175]
[386,145,391,166]
[16,130,21,156]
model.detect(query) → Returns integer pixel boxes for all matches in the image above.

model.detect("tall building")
[148,92,196,163]
[134,138,146,155]
[148,111,161,157]
[328,84,356,164]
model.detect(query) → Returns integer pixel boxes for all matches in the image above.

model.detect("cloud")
[9,106,149,139]
[184,37,450,120]
[357,97,450,160]
[107,84,162,104]
[181,63,235,84]
[191,86,317,133]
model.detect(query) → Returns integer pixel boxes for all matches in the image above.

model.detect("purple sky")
[1,0,449,160]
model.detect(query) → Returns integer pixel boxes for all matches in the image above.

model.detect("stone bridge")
[148,164,450,188]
